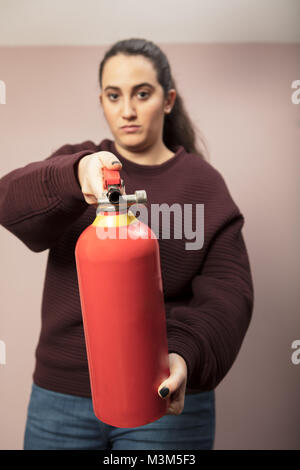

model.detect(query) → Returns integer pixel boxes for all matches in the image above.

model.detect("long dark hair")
[99,38,208,161]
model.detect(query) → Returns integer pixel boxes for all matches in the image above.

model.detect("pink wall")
[0,43,299,449]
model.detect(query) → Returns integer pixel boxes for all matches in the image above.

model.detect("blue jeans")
[23,383,215,450]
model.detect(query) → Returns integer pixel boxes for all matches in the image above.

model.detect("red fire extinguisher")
[75,166,170,428]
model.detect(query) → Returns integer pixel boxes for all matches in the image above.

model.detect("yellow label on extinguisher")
[92,210,137,228]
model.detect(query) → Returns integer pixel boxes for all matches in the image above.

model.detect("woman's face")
[99,54,176,151]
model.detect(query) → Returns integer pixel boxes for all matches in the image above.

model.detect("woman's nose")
[122,98,137,118]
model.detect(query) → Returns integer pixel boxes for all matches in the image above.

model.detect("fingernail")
[159,387,169,398]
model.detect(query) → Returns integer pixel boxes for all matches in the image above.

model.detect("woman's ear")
[164,88,176,114]
[99,93,103,106]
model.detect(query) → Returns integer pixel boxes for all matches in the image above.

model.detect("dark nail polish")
[159,387,169,398]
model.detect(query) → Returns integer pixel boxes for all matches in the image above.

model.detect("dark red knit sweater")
[0,138,254,396]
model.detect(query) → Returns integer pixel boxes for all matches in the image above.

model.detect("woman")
[0,38,254,450]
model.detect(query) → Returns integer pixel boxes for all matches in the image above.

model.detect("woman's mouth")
[121,126,141,133]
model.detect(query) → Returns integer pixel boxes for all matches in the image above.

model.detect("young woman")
[0,38,254,450]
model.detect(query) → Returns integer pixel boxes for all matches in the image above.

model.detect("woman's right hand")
[77,151,123,206]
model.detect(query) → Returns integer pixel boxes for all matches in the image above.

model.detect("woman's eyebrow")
[104,82,155,92]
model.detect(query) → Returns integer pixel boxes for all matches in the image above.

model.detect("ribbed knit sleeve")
[166,208,254,393]
[0,141,97,252]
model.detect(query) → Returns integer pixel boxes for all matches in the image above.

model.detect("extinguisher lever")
[97,167,147,210]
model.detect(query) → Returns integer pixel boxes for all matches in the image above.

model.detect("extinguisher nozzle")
[108,189,122,204]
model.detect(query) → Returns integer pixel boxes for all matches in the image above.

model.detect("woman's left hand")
[157,352,188,416]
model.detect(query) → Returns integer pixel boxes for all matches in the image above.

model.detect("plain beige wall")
[0,43,299,449]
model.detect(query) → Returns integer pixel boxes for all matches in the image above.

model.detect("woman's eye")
[137,91,149,99]
[108,93,118,101]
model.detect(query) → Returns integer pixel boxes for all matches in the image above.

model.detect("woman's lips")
[121,126,140,133]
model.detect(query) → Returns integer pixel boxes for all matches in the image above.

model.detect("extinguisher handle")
[102,167,121,190]
[97,166,147,208]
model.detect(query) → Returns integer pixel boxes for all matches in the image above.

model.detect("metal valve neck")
[96,190,147,215]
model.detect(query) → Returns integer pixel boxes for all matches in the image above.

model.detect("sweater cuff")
[48,150,96,210]
[166,318,200,389]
